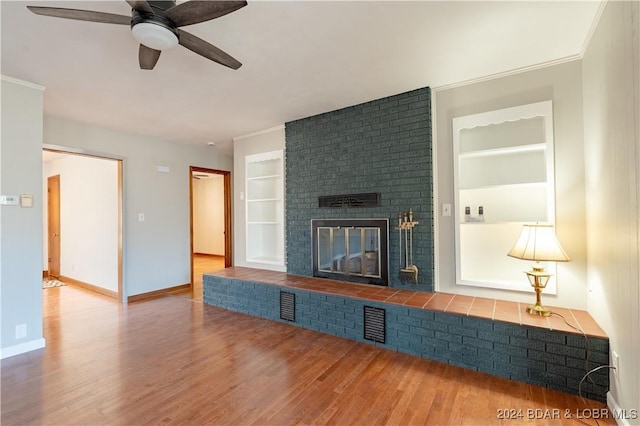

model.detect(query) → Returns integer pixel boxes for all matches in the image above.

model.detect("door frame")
[43,148,124,301]
[189,167,232,298]
[47,175,61,278]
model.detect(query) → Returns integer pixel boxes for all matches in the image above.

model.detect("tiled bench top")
[205,267,607,338]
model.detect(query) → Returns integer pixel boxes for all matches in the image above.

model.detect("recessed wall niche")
[453,101,557,293]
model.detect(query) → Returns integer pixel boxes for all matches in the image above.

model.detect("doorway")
[47,175,61,279]
[189,167,231,300]
[43,149,123,300]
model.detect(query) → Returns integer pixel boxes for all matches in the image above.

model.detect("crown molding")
[1,75,46,92]
[432,54,582,93]
[434,0,607,93]
[580,0,608,58]
[233,124,285,142]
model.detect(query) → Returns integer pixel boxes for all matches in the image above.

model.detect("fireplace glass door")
[317,226,381,278]
[313,220,387,285]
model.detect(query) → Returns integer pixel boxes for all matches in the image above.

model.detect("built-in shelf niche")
[245,150,284,266]
[453,101,556,293]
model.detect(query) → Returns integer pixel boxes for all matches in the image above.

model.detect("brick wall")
[285,87,434,291]
[204,275,609,402]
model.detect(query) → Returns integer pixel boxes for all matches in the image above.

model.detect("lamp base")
[527,303,551,317]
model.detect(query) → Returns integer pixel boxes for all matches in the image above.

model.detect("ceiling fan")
[26,0,247,70]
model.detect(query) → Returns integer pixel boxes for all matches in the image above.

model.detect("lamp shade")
[507,224,571,262]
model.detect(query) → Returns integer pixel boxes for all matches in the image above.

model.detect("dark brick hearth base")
[203,268,609,402]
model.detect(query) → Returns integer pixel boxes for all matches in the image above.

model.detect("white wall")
[1,76,45,358]
[43,155,119,292]
[435,60,587,309]
[582,0,640,415]
[193,175,225,255]
[233,126,285,271]
[43,116,233,298]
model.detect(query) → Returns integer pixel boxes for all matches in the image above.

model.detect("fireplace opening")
[312,219,389,286]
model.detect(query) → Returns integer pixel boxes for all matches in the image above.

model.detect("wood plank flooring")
[1,285,613,425]
[192,254,225,301]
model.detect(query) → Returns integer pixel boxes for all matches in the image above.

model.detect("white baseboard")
[0,338,46,359]
[607,391,633,426]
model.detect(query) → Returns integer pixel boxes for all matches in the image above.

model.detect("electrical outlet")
[15,324,27,339]
[612,351,619,377]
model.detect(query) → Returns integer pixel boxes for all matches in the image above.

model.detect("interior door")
[189,167,232,299]
[48,175,61,278]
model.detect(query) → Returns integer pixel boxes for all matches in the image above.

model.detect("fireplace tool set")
[397,209,419,284]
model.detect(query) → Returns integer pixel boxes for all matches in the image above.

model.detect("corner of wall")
[1,77,45,354]
[582,0,640,415]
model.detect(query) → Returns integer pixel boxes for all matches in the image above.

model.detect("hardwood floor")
[192,254,225,301]
[1,285,613,425]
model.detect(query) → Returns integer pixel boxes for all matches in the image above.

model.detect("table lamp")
[508,224,571,316]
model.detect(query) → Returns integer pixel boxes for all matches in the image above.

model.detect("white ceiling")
[2,1,602,155]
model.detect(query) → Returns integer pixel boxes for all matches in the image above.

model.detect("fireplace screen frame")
[311,219,389,286]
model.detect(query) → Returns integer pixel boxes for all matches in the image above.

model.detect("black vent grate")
[363,306,385,343]
[280,291,296,322]
[319,192,381,208]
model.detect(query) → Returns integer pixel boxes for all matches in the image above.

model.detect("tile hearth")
[206,267,606,338]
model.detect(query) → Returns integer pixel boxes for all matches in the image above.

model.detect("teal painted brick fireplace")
[285,87,434,291]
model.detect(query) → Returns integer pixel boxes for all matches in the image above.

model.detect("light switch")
[442,203,452,217]
[20,194,33,208]
[138,213,145,222]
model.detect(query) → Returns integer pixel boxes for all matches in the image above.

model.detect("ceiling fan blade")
[26,6,131,25]
[126,0,153,14]
[139,45,161,70]
[165,1,247,27]
[178,30,241,70]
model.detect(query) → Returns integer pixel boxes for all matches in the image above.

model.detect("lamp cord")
[550,312,617,426]
[549,312,594,385]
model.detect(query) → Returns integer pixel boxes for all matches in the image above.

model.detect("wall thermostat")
[0,195,19,206]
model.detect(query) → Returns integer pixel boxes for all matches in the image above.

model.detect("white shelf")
[459,143,545,159]
[461,221,514,225]
[245,149,284,267]
[460,181,546,191]
[247,255,284,265]
[458,181,548,223]
[459,149,546,189]
[247,174,281,181]
[247,198,280,202]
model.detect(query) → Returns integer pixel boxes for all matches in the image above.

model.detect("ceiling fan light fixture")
[26,1,245,70]
[132,22,178,51]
